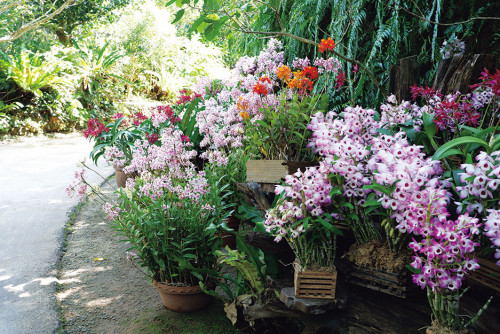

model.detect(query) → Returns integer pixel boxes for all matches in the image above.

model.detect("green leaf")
[189,15,207,34]
[342,202,354,210]
[377,128,391,135]
[364,199,382,207]
[165,0,176,6]
[172,9,185,24]
[255,120,271,129]
[433,136,489,160]
[204,0,220,11]
[363,184,392,196]
[423,112,437,140]
[440,149,464,160]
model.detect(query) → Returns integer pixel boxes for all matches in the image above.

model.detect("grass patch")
[128,299,239,334]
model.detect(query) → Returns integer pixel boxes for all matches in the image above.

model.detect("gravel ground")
[56,180,163,334]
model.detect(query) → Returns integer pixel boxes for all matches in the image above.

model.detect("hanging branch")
[176,1,387,98]
[0,0,75,44]
[0,1,22,13]
[395,3,500,26]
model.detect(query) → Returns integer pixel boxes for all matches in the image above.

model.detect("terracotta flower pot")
[153,280,212,313]
[113,166,137,188]
[114,167,127,188]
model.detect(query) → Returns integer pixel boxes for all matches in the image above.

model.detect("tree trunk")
[432,54,498,95]
[55,27,72,46]
[388,56,419,102]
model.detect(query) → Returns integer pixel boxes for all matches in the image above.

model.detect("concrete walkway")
[0,133,113,334]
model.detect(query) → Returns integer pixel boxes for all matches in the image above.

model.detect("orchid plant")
[194,38,342,163]
[455,150,500,264]
[265,165,342,270]
[402,187,492,331]
[104,127,231,286]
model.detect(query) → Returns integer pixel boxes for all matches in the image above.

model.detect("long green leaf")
[433,136,489,160]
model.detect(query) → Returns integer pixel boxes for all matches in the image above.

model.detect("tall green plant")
[0,51,62,96]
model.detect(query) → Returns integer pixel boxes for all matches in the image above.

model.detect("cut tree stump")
[432,54,498,95]
[236,182,275,216]
[389,55,419,102]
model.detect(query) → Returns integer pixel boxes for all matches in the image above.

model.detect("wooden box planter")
[338,260,414,298]
[246,160,314,192]
[293,261,337,300]
[469,257,500,293]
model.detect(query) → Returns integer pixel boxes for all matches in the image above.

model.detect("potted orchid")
[104,127,231,312]
[83,111,148,187]
[265,165,342,299]
[194,38,343,188]
[400,186,492,333]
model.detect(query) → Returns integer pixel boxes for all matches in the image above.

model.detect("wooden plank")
[246,160,287,183]
[469,257,500,293]
[298,279,335,284]
[246,160,315,184]
[298,273,336,278]
[298,284,336,289]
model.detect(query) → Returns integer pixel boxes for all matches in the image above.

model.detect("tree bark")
[432,54,499,95]
[0,0,75,44]
[388,56,419,102]
[55,27,72,46]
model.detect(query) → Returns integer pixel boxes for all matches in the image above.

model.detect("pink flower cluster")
[313,57,342,74]
[124,127,208,201]
[151,105,180,128]
[456,151,500,214]
[379,94,423,132]
[104,146,126,169]
[411,69,500,132]
[367,133,446,233]
[308,106,379,201]
[176,89,202,105]
[409,202,481,292]
[483,209,500,265]
[104,201,121,222]
[83,118,108,139]
[264,166,333,241]
[66,169,88,201]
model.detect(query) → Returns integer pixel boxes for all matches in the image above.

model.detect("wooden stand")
[338,261,414,298]
[294,261,337,300]
[469,257,500,293]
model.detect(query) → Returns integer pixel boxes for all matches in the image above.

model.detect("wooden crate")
[246,160,314,184]
[294,267,337,300]
[338,261,414,298]
[469,257,500,293]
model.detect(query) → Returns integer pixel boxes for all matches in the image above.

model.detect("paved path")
[0,133,113,334]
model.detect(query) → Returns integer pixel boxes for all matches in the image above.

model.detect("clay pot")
[220,216,241,249]
[113,166,137,188]
[114,167,127,188]
[153,280,212,313]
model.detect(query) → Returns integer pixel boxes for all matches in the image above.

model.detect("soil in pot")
[342,240,411,273]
